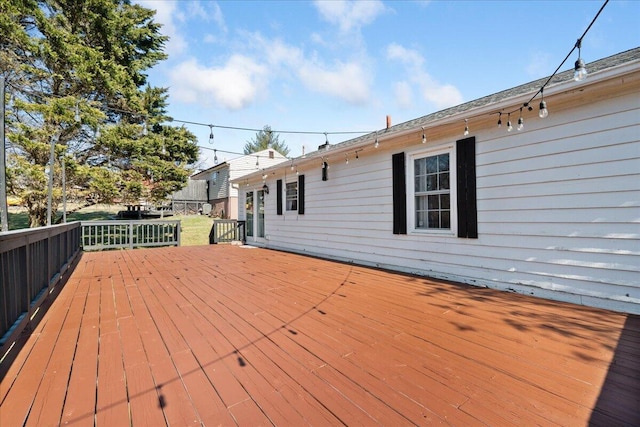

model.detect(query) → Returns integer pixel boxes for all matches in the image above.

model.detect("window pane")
[428,195,439,209]
[425,156,438,174]
[428,211,440,228]
[416,195,427,211]
[441,194,450,209]
[440,172,450,190]
[438,154,450,172]
[416,210,427,229]
[441,211,451,229]
[426,175,437,191]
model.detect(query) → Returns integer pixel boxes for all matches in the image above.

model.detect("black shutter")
[298,174,305,215]
[456,136,478,238]
[392,152,407,234]
[276,179,283,215]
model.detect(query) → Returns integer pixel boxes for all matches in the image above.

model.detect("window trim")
[406,143,457,236]
[285,180,298,212]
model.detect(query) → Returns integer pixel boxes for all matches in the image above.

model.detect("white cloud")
[386,43,463,109]
[298,61,371,104]
[386,43,424,67]
[139,1,187,55]
[209,2,228,34]
[246,33,372,105]
[168,56,267,110]
[314,0,386,32]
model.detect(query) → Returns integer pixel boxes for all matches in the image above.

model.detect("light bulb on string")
[464,119,469,136]
[507,113,513,132]
[421,127,426,144]
[255,156,259,169]
[209,125,214,144]
[497,113,502,128]
[574,39,587,82]
[345,154,349,165]
[214,149,218,164]
[517,108,524,131]
[539,88,548,118]
[374,131,379,148]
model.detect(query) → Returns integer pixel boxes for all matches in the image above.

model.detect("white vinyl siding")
[238,72,640,313]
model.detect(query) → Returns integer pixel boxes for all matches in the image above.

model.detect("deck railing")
[0,222,81,357]
[80,220,181,250]
[210,220,245,244]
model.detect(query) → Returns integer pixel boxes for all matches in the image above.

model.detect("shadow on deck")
[1,245,638,426]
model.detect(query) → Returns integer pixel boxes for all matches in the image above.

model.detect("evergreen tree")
[244,125,290,157]
[0,0,199,227]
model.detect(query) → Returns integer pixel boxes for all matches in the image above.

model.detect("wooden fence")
[0,222,81,360]
[80,220,181,250]
[209,220,245,244]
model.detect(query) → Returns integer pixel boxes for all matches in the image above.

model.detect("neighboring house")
[233,48,640,314]
[170,179,208,215]
[193,148,287,219]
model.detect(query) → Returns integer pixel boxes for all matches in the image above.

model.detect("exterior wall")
[238,85,640,314]
[208,168,230,200]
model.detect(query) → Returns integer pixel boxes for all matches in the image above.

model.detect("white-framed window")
[286,181,298,211]
[407,145,456,234]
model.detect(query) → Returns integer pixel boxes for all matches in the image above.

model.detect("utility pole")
[0,76,9,232]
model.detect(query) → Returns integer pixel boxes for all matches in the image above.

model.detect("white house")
[192,148,287,218]
[233,48,640,314]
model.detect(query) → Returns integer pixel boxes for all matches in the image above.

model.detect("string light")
[539,88,548,118]
[209,125,214,144]
[74,103,81,122]
[507,113,513,132]
[255,156,259,169]
[574,39,588,81]
[517,108,524,131]
[324,132,330,150]
[374,131,379,148]
[421,127,426,144]
[497,113,502,128]
[290,159,295,171]
[141,120,148,136]
[214,149,218,164]
[463,119,469,136]
[345,154,349,165]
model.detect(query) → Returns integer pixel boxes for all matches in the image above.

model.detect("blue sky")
[137,0,640,168]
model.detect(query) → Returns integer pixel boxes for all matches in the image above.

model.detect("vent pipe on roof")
[386,115,391,129]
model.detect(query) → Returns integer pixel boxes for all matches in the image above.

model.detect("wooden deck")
[1,245,638,426]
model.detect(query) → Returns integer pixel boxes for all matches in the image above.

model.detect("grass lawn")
[175,214,214,246]
[6,205,214,247]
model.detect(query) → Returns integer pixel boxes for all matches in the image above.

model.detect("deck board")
[2,245,639,426]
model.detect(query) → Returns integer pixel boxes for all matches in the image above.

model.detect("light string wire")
[3,0,610,172]
[497,0,609,120]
